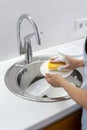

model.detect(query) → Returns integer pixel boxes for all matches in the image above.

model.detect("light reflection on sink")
[5,56,83,102]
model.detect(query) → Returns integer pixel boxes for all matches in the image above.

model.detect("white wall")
[0,0,87,61]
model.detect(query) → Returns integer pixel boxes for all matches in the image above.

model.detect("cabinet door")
[43,109,82,130]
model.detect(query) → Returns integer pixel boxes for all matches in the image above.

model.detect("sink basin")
[5,56,83,102]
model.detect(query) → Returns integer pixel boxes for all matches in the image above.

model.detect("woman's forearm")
[61,78,87,109]
[76,59,85,68]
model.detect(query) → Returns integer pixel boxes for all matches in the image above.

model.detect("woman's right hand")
[50,55,84,71]
[61,56,80,71]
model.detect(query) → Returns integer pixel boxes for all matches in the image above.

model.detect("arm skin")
[45,58,87,109]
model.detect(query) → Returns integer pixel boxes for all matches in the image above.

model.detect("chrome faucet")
[17,14,41,63]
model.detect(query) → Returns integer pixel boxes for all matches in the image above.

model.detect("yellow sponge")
[48,61,65,71]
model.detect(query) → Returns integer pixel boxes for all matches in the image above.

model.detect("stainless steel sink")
[5,56,83,102]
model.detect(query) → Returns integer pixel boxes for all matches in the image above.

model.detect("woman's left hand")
[45,73,64,87]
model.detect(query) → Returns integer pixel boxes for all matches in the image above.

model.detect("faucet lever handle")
[24,33,35,42]
[24,32,43,43]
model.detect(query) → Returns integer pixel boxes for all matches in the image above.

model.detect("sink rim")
[5,55,83,102]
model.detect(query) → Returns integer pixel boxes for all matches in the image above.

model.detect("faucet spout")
[24,34,33,63]
[17,14,41,63]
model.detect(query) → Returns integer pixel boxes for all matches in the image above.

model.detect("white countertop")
[0,39,84,130]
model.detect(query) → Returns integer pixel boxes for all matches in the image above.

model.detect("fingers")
[58,64,69,71]
[45,73,52,85]
[45,73,52,78]
[50,55,66,63]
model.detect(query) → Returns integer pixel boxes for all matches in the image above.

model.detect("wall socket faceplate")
[75,18,87,32]
[73,18,87,38]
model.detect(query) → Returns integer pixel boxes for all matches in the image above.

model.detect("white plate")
[46,86,68,98]
[40,61,73,78]
[25,78,50,97]
[58,44,83,57]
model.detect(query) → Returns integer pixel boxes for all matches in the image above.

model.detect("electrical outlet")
[75,18,87,31]
[74,18,87,38]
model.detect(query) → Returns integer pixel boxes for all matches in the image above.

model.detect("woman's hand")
[63,56,84,71]
[61,56,79,71]
[45,73,65,87]
[50,55,84,71]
